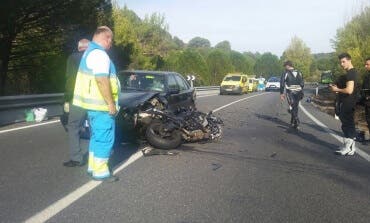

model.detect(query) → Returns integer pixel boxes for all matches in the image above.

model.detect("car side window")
[168,74,179,90]
[174,74,189,91]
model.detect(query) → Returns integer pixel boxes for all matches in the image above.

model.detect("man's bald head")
[78,38,89,52]
[93,26,113,50]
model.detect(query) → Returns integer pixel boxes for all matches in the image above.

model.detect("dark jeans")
[67,104,88,162]
[287,91,302,125]
[338,102,356,139]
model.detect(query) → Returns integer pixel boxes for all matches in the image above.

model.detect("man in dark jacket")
[63,39,90,167]
[330,53,359,156]
[361,57,370,133]
[280,61,304,129]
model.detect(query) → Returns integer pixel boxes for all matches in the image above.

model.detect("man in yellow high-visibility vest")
[73,26,120,182]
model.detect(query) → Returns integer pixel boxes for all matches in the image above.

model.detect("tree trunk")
[0,39,12,96]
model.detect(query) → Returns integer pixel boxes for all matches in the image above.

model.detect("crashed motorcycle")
[120,93,223,150]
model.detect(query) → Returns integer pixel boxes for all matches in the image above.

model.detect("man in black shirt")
[280,61,304,129]
[330,53,359,155]
[361,57,370,134]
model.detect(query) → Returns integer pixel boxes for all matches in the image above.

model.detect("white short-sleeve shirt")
[86,49,110,76]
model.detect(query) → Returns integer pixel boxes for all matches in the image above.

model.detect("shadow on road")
[109,140,143,171]
[181,145,370,192]
[255,113,338,152]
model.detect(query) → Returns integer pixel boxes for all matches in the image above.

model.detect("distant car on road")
[265,76,280,91]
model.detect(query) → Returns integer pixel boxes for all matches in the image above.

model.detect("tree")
[281,36,313,78]
[206,49,233,85]
[111,5,140,70]
[333,6,370,75]
[0,0,112,95]
[176,49,209,85]
[229,51,253,74]
[188,37,211,48]
[215,40,231,51]
[173,36,185,49]
[254,52,281,78]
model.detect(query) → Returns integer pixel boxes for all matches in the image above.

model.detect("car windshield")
[268,77,279,82]
[224,76,241,81]
[119,72,165,92]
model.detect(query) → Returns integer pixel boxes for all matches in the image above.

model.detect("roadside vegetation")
[1,1,369,95]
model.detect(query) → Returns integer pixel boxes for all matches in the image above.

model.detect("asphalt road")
[1,91,370,223]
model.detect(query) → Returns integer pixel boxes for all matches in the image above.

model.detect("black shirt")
[339,68,359,105]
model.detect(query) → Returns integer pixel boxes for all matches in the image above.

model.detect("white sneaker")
[347,141,356,156]
[335,138,354,155]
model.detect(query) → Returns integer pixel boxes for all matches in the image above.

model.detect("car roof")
[268,76,279,80]
[119,70,179,76]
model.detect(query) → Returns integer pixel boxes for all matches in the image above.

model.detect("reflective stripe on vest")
[72,41,120,111]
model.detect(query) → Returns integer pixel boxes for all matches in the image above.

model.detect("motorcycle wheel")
[145,121,182,150]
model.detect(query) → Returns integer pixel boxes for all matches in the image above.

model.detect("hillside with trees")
[1,2,369,95]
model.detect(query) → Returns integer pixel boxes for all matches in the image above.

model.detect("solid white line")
[23,92,270,223]
[24,151,143,223]
[0,120,60,134]
[299,104,370,162]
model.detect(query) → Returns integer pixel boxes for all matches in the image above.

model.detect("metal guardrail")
[0,86,221,126]
[0,84,320,126]
[194,86,220,91]
[0,93,64,126]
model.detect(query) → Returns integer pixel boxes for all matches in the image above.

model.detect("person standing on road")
[361,57,370,134]
[280,61,304,129]
[73,26,120,182]
[63,38,90,167]
[330,53,359,155]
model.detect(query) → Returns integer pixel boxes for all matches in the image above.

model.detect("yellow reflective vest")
[73,41,120,111]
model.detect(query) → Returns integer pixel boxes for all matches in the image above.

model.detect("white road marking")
[23,92,269,223]
[24,151,143,223]
[299,104,370,162]
[0,120,60,134]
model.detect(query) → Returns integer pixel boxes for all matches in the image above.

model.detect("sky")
[118,0,369,57]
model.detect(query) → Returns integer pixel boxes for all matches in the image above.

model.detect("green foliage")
[215,41,231,51]
[254,52,281,78]
[188,37,211,48]
[206,49,233,85]
[176,49,210,85]
[0,0,113,95]
[334,6,370,76]
[230,51,253,74]
[281,36,313,78]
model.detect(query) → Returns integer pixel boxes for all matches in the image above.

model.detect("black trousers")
[287,91,302,124]
[365,105,370,132]
[338,102,356,139]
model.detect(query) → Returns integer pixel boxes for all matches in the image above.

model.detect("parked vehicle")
[220,73,248,95]
[118,70,196,112]
[72,70,197,142]
[265,76,281,91]
[247,78,258,92]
